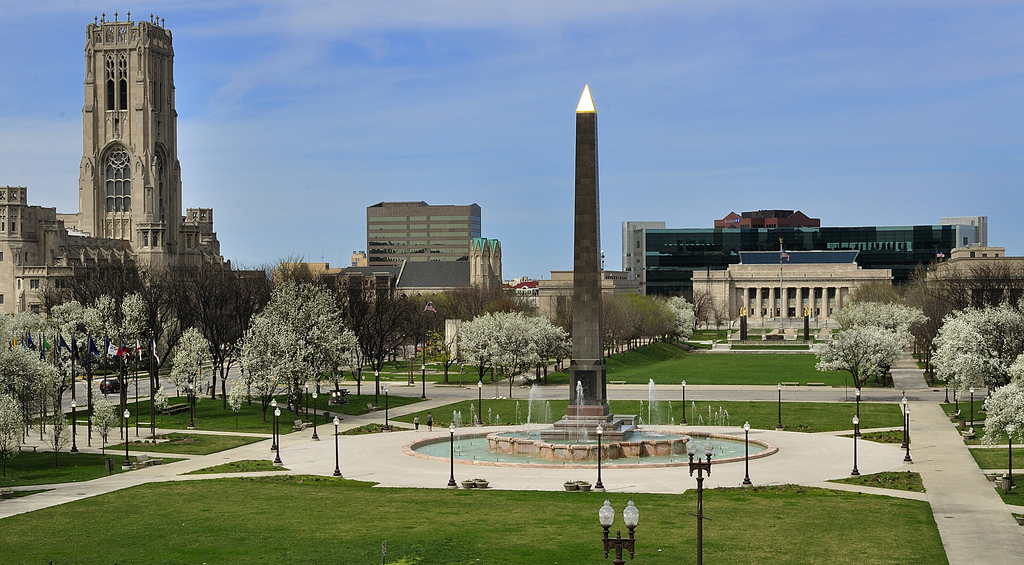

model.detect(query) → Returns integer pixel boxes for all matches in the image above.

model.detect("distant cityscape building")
[714,210,820,229]
[0,16,222,314]
[350,251,368,267]
[537,270,642,318]
[625,215,986,296]
[621,221,665,283]
[941,216,988,248]
[366,201,481,265]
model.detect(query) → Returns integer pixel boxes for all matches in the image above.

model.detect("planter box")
[578,484,592,492]
[474,481,489,489]
[461,480,477,489]
[0,490,13,500]
[564,483,579,491]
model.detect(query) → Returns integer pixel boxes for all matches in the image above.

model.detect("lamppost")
[70,399,78,453]
[1007,425,1015,490]
[421,363,427,400]
[311,391,319,441]
[477,380,484,425]
[953,389,959,418]
[270,399,278,451]
[383,386,390,431]
[599,499,639,565]
[851,416,860,476]
[904,404,912,463]
[273,407,283,466]
[854,389,861,437]
[122,408,131,470]
[447,423,458,488]
[688,438,714,565]
[969,386,975,428]
[680,381,687,425]
[900,396,908,450]
[776,383,783,431]
[332,416,342,477]
[595,425,605,492]
[741,421,752,486]
[944,380,950,404]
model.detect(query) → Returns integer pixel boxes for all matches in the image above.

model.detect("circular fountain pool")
[405,428,776,469]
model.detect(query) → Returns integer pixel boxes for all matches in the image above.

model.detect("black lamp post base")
[312,433,320,441]
[273,457,283,466]
[70,446,79,453]
[775,425,783,431]
[447,481,458,489]
[851,468,860,476]
[333,469,343,477]
[742,477,752,486]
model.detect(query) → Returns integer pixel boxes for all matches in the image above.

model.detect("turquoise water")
[412,432,765,467]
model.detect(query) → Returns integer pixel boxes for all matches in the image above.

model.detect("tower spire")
[576,84,595,113]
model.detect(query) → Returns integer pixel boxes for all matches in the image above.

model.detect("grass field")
[118,392,423,434]
[0,476,947,564]
[831,471,925,493]
[538,343,855,386]
[187,460,285,474]
[395,399,903,433]
[0,451,139,488]
[969,447,1024,471]
[105,433,265,455]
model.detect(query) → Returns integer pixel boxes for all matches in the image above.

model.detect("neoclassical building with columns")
[692,251,891,323]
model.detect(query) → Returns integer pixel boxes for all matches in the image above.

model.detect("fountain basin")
[405,428,776,469]
[489,430,687,461]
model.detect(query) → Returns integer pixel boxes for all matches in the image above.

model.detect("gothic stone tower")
[79,14,180,266]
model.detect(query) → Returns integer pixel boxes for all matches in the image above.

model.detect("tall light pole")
[273,407,282,466]
[311,391,319,441]
[680,381,687,425]
[742,421,752,486]
[904,404,912,463]
[901,396,908,450]
[776,383,783,431]
[1007,425,1015,490]
[851,416,860,476]
[421,363,427,400]
[854,389,861,437]
[688,438,714,565]
[595,425,605,492]
[332,416,342,477]
[447,423,457,488]
[122,408,131,470]
[969,386,975,429]
[70,399,78,453]
[599,499,639,565]
[477,380,484,425]
[383,386,390,431]
[270,399,278,451]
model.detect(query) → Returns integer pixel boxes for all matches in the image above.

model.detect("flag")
[424,301,436,313]
[136,339,142,357]
[107,340,118,356]
[71,336,79,361]
[59,334,69,352]
[27,335,35,350]
[42,336,51,351]
[117,340,128,358]
[150,336,160,365]
[781,251,790,260]
[936,251,945,258]
[87,336,100,370]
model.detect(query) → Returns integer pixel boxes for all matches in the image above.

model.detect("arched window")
[105,55,116,111]
[155,150,167,223]
[117,54,128,110]
[104,148,131,214]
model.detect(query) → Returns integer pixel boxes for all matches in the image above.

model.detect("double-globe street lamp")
[595,425,605,492]
[970,386,975,429]
[900,396,909,450]
[383,386,390,431]
[332,416,342,477]
[904,404,912,463]
[70,399,78,453]
[270,399,279,451]
[680,381,687,425]
[599,499,639,565]
[477,380,484,425]
[776,383,784,431]
[855,389,861,437]
[688,438,714,565]
[311,391,319,441]
[122,408,131,470]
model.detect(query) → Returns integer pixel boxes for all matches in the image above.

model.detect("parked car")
[99,378,120,394]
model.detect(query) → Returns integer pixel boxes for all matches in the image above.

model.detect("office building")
[366,201,481,265]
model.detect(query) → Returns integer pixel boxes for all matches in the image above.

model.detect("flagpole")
[779,238,784,332]
[86,332,93,447]
[150,331,156,439]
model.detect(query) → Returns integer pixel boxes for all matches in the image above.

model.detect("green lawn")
[395,399,903,433]
[1,451,140,488]
[730,344,811,351]
[122,392,423,433]
[105,433,264,455]
[0,477,947,564]
[969,447,1024,471]
[831,471,925,493]
[187,460,285,474]
[544,343,854,386]
[991,474,1024,505]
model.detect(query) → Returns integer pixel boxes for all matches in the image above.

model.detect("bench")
[807,382,826,386]
[132,453,163,469]
[609,381,627,385]
[161,404,189,416]
[20,445,38,453]
[365,403,377,413]
[780,382,799,386]
[292,419,310,432]
[765,334,786,341]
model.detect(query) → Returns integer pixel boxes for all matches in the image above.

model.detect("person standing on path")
[427,413,433,431]
[414,416,420,431]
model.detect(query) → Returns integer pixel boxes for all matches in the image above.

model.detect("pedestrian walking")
[414,416,420,431]
[427,412,433,431]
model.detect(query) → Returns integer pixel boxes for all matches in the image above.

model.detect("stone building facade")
[0,16,222,314]
[692,251,892,323]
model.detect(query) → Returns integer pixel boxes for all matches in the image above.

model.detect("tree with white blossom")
[666,296,696,342]
[92,397,118,455]
[816,325,907,389]
[0,393,23,476]
[981,373,1024,446]
[933,303,1024,391]
[171,327,210,428]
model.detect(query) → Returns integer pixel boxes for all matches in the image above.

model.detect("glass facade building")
[367,201,482,265]
[644,225,961,296]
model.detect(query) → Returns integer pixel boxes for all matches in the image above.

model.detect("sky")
[1,1,1023,279]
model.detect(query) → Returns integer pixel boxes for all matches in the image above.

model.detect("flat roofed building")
[367,201,481,266]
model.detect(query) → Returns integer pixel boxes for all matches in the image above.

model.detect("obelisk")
[567,85,609,420]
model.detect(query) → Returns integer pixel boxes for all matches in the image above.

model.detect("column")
[755,287,763,318]
[781,287,789,320]
[796,287,804,318]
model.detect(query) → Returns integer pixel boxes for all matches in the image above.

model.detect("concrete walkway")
[891,360,1024,564]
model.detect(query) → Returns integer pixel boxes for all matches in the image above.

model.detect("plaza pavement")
[4,357,1024,564]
